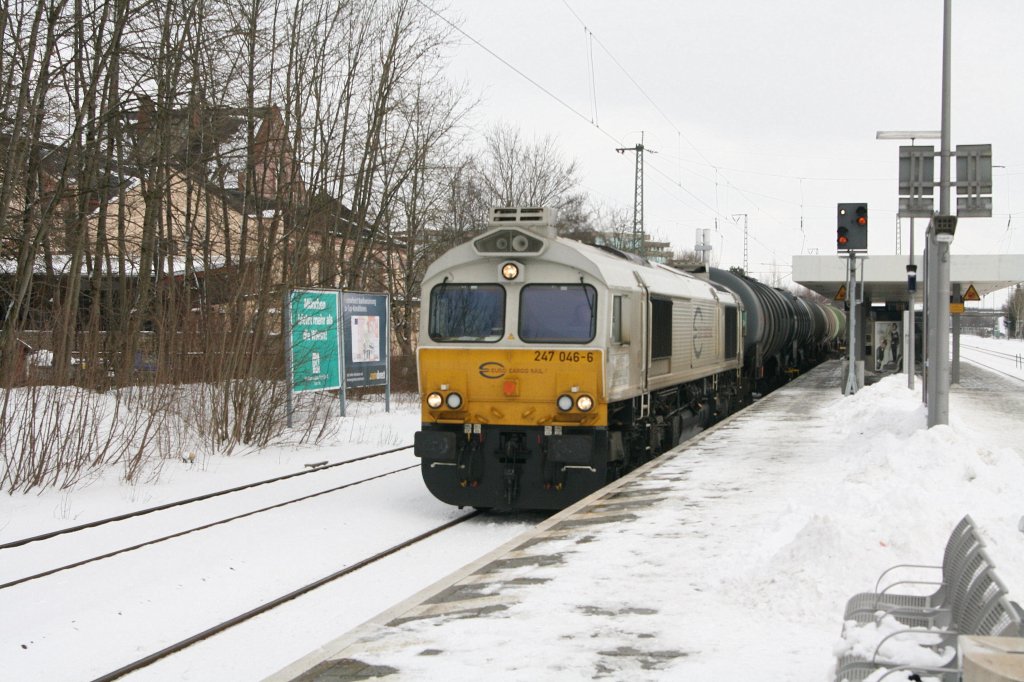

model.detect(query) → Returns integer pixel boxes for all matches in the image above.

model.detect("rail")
[88,511,481,682]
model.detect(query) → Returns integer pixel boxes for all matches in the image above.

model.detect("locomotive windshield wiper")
[579,276,595,321]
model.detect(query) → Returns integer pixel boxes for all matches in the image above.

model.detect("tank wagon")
[707,267,844,393]
[414,207,842,511]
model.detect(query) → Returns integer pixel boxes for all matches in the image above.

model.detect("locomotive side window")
[611,295,623,343]
[650,297,673,359]
[519,284,596,343]
[724,305,738,360]
[428,284,505,342]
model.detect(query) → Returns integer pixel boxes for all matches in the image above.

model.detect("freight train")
[414,207,844,511]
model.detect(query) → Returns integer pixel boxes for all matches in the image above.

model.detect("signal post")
[838,203,868,395]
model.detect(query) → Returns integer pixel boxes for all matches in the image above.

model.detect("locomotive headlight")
[556,394,574,412]
[445,392,463,409]
[576,395,594,412]
[501,262,519,280]
[426,392,443,409]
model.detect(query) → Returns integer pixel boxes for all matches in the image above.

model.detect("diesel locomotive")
[413,207,843,511]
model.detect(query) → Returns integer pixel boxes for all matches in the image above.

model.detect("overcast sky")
[438,1,1023,292]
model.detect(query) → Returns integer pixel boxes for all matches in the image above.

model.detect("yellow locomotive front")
[414,209,614,510]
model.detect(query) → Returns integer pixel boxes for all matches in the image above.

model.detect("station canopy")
[792,254,1024,304]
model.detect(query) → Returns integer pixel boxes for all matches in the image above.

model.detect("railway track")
[0,462,418,590]
[88,511,480,682]
[959,343,1024,384]
[0,444,413,551]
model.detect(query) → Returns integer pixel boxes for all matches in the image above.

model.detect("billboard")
[288,289,342,393]
[873,320,903,374]
[342,292,389,388]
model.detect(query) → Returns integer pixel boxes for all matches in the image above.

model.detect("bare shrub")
[0,383,174,492]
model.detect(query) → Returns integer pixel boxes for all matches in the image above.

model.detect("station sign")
[898,145,935,218]
[956,144,993,218]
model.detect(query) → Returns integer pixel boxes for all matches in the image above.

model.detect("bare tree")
[381,76,471,362]
[1004,284,1024,339]
[0,0,470,491]
[475,123,579,210]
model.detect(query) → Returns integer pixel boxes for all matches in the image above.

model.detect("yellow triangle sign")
[962,284,980,302]
[834,285,847,301]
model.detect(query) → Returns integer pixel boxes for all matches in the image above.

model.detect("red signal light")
[838,235,849,245]
[856,216,867,226]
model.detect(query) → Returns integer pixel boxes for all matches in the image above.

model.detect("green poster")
[289,289,341,392]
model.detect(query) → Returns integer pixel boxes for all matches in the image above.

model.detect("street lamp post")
[932,0,954,427]
[878,2,991,428]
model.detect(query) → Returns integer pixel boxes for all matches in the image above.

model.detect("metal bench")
[843,515,982,628]
[835,592,1021,682]
[834,519,1022,682]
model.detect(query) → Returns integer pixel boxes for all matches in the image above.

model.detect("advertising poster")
[342,292,389,388]
[873,320,903,373]
[289,289,342,392]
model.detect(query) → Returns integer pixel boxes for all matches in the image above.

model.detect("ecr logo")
[479,362,506,379]
[693,307,704,359]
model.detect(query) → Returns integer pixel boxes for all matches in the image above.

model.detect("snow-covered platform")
[266,360,1024,681]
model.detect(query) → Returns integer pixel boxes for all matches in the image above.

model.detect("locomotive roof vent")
[489,206,558,237]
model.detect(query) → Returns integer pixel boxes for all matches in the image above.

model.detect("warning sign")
[834,285,847,301]
[962,284,980,302]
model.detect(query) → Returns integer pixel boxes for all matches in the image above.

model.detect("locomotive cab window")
[428,283,505,342]
[519,284,596,343]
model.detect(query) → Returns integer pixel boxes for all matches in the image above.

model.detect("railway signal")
[837,202,868,395]
[837,203,868,252]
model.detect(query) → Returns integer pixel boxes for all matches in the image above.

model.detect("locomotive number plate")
[533,351,596,363]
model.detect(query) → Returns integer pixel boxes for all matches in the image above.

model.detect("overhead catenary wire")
[418,0,765,241]
[586,28,599,125]
[555,2,800,242]
[416,0,620,147]
[426,1,1021,266]
[554,0,805,259]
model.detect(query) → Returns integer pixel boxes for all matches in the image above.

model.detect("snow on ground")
[298,342,1024,682]
[1,335,1023,681]
[0,395,423,541]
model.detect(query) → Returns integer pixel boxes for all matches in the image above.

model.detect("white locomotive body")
[414,207,838,510]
